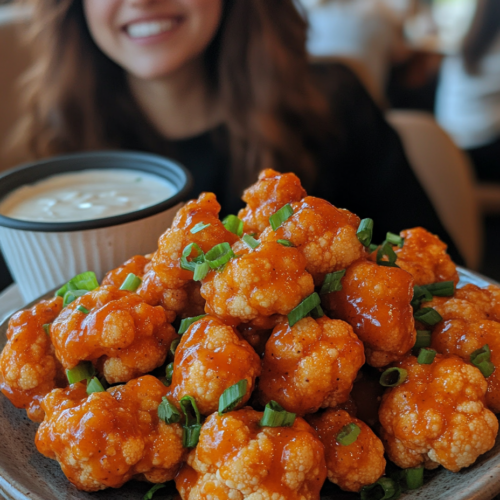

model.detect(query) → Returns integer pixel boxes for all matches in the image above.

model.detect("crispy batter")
[175,408,326,500]
[307,409,385,492]
[36,375,186,491]
[260,197,365,284]
[101,255,152,288]
[258,317,365,415]
[51,286,177,384]
[324,259,416,367]
[171,316,261,415]
[238,169,307,235]
[0,297,66,422]
[201,241,314,324]
[379,354,498,472]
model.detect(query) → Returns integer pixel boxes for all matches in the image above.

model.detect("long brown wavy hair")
[11,0,329,191]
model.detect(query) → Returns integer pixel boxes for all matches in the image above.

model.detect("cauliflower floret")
[307,409,385,492]
[137,193,237,315]
[379,354,498,472]
[102,255,152,288]
[260,197,365,284]
[0,297,66,421]
[236,315,282,357]
[175,408,326,500]
[36,375,186,491]
[201,241,314,324]
[238,169,307,235]
[324,259,416,367]
[51,286,178,384]
[257,317,365,415]
[171,316,261,415]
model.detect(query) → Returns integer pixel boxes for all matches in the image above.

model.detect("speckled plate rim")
[0,267,500,500]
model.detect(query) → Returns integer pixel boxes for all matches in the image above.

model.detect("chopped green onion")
[360,477,401,500]
[178,314,207,335]
[411,285,433,309]
[180,243,205,272]
[405,467,424,490]
[310,305,324,319]
[170,339,180,357]
[470,344,496,378]
[63,289,88,308]
[336,422,361,446]
[417,348,437,365]
[368,243,378,253]
[320,269,346,294]
[190,222,211,234]
[386,232,404,247]
[259,400,296,427]
[76,305,90,314]
[376,241,399,268]
[56,271,99,298]
[414,330,432,350]
[242,234,260,249]
[205,242,235,269]
[421,281,455,297]
[180,395,202,448]
[42,324,50,336]
[119,273,142,292]
[414,307,442,326]
[277,239,294,247]
[269,204,294,231]
[380,367,407,387]
[222,214,244,237]
[66,361,95,384]
[143,483,166,500]
[357,218,374,247]
[287,292,321,327]
[218,379,248,414]
[86,376,105,395]
[158,396,181,425]
[165,362,174,386]
[193,262,210,281]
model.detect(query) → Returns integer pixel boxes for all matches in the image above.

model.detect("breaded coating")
[0,297,66,422]
[51,286,177,384]
[36,375,186,491]
[138,193,237,315]
[258,317,365,415]
[307,409,385,492]
[201,241,314,324]
[101,255,152,288]
[260,197,365,284]
[171,316,261,415]
[238,169,307,235]
[236,316,280,357]
[324,259,416,367]
[175,408,326,500]
[379,354,498,472]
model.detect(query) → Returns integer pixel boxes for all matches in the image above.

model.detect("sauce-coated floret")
[51,286,177,383]
[170,316,261,415]
[258,317,364,415]
[307,409,386,492]
[379,355,498,472]
[238,169,307,235]
[175,408,326,500]
[0,297,66,422]
[324,259,416,367]
[102,255,152,288]
[36,375,186,491]
[260,197,365,284]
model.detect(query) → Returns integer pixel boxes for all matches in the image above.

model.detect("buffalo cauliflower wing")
[36,375,186,491]
[101,255,152,288]
[175,408,326,500]
[379,354,498,472]
[170,316,261,415]
[257,316,365,415]
[0,297,66,421]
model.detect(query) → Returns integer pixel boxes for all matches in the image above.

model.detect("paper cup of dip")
[0,150,192,303]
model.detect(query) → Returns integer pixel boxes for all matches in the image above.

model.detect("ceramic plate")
[1,268,500,500]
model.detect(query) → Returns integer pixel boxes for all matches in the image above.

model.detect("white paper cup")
[0,151,192,302]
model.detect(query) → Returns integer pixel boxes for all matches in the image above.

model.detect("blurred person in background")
[436,0,500,182]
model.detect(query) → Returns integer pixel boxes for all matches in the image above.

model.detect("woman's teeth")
[126,19,177,38]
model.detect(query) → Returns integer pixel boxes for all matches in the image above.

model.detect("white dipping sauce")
[0,169,175,222]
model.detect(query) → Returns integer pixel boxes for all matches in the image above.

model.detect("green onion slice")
[360,477,401,500]
[42,324,51,336]
[368,243,378,253]
[287,292,321,327]
[242,234,260,249]
[86,376,105,395]
[357,218,374,247]
[119,273,142,292]
[190,222,211,234]
[66,361,95,384]
[63,289,88,308]
[336,422,361,446]
[310,305,324,319]
[259,400,296,427]
[277,239,294,247]
[269,204,294,231]
[414,330,432,350]
[411,285,433,309]
[376,241,399,268]
[165,362,174,386]
[143,483,166,500]
[193,262,210,281]
[405,466,424,490]
[178,314,207,335]
[180,243,205,272]
[56,271,99,298]
[380,367,407,387]
[180,395,202,448]
[170,339,180,357]
[320,269,346,295]
[470,344,496,378]
[222,214,244,237]
[421,281,455,297]
[205,242,235,269]
[158,396,181,425]
[76,305,90,314]
[414,307,442,326]
[417,348,437,365]
[386,232,404,247]
[218,379,248,414]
